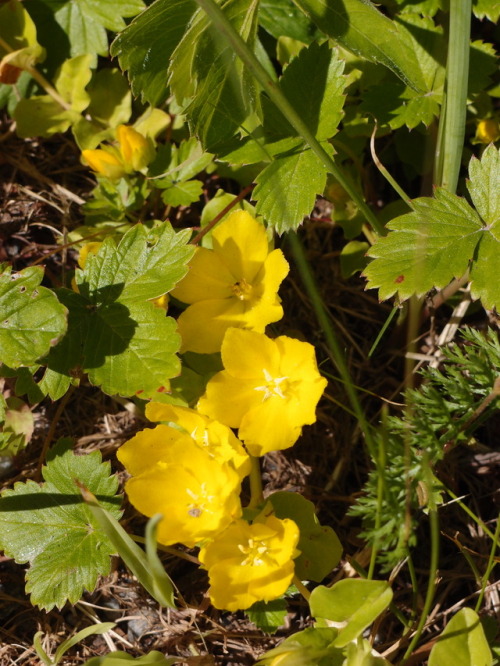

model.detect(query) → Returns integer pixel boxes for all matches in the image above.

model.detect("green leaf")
[263,41,345,141]
[256,627,343,666]
[170,0,260,151]
[0,0,45,74]
[269,492,342,582]
[259,0,320,43]
[0,396,34,456]
[86,69,132,127]
[46,223,194,397]
[38,0,145,61]
[84,651,177,666]
[111,0,197,106]
[0,439,122,610]
[246,597,288,634]
[364,146,500,309]
[0,266,67,368]
[291,0,426,92]
[14,55,92,137]
[472,0,500,22]
[340,240,369,278]
[310,579,393,648]
[161,180,203,207]
[254,139,331,233]
[429,608,493,666]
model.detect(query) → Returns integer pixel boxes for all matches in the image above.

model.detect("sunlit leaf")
[0,266,67,368]
[0,439,121,610]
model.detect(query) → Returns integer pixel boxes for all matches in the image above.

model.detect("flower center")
[232,278,253,301]
[254,368,288,401]
[238,538,269,566]
[186,483,214,518]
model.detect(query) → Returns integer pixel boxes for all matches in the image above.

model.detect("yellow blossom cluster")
[82,125,155,180]
[117,210,327,610]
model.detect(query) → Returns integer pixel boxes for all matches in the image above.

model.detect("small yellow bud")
[82,149,126,180]
[77,242,102,269]
[116,125,155,171]
[476,119,500,144]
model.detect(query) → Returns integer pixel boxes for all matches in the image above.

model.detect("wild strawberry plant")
[0,0,499,662]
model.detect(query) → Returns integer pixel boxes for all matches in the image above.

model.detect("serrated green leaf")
[291,0,426,92]
[365,147,500,309]
[170,0,260,151]
[467,144,500,226]
[0,266,67,367]
[46,223,194,397]
[263,41,345,142]
[254,139,331,233]
[0,439,121,610]
[429,608,493,666]
[161,180,203,207]
[111,0,197,106]
[472,0,500,22]
[364,189,483,301]
[37,0,145,61]
[246,597,288,634]
[310,580,393,648]
[269,492,342,581]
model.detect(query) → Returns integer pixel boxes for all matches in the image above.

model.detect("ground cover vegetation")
[0,0,499,662]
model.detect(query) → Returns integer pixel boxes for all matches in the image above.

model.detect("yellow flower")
[476,118,500,144]
[199,514,300,611]
[197,328,327,456]
[116,124,155,171]
[171,211,289,354]
[145,403,251,480]
[81,125,154,179]
[117,429,242,547]
[81,148,126,180]
[77,241,102,269]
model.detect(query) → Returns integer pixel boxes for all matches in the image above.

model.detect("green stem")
[293,576,311,601]
[0,36,71,111]
[434,0,472,191]
[474,513,500,612]
[247,455,264,509]
[400,480,440,664]
[288,232,376,457]
[192,0,385,237]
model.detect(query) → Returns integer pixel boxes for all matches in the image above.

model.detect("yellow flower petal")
[253,249,290,299]
[198,371,262,428]
[212,211,269,283]
[239,399,302,456]
[77,242,102,269]
[172,247,235,304]
[222,328,281,379]
[116,424,188,476]
[117,124,155,171]
[177,299,248,354]
[145,403,251,479]
[82,148,126,180]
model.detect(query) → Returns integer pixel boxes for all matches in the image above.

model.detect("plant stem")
[288,232,376,457]
[247,455,264,509]
[399,469,440,664]
[434,0,472,192]
[293,576,311,601]
[474,512,500,612]
[192,0,385,237]
[0,36,71,111]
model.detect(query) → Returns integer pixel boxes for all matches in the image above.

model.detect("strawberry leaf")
[0,439,121,610]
